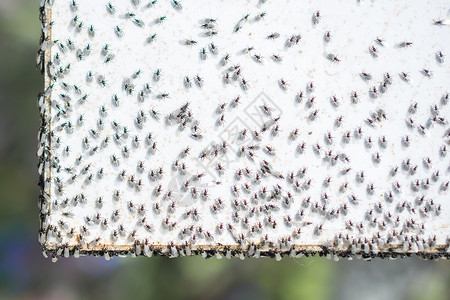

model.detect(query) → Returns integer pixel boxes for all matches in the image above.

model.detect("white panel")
[37,0,450,260]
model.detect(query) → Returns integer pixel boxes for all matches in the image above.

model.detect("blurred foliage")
[0,1,448,300]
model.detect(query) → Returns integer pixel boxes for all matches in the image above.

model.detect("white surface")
[41,0,450,253]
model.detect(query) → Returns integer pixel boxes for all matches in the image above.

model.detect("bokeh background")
[0,1,448,299]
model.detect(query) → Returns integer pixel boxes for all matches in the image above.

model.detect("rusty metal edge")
[42,243,449,260]
[38,0,54,252]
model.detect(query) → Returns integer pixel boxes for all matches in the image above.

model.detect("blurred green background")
[0,1,448,299]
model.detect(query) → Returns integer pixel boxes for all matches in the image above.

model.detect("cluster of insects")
[37,0,449,261]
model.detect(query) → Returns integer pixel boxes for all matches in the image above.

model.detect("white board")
[37,0,450,261]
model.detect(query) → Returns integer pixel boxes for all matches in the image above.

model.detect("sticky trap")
[37,0,450,261]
